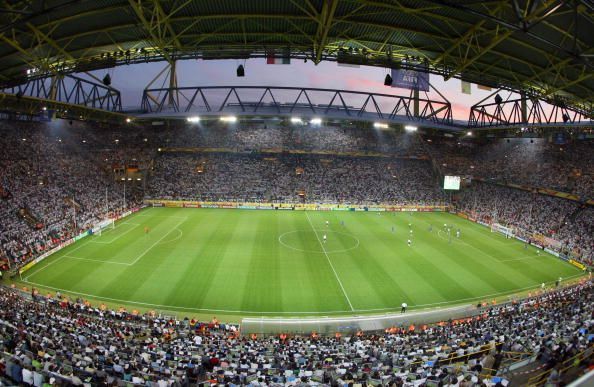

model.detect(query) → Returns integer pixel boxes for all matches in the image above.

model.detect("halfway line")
[305,211,354,311]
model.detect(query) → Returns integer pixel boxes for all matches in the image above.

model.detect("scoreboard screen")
[444,175,461,190]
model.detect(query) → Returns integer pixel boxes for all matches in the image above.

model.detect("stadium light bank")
[373,122,389,129]
[310,117,322,125]
[404,125,418,132]
[186,116,201,123]
[220,115,238,123]
[290,117,303,124]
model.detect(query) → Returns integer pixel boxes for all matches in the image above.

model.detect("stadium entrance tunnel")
[278,230,360,254]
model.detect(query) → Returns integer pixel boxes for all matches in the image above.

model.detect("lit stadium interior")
[0,1,593,386]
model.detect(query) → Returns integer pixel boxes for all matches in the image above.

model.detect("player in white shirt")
[326,220,329,227]
[407,239,412,247]
[323,234,327,243]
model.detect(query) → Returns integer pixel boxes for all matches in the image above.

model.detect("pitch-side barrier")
[241,304,477,335]
[145,199,449,213]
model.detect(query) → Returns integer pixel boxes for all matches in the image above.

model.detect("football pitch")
[20,207,583,318]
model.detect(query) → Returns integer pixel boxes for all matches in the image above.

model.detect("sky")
[88,58,500,120]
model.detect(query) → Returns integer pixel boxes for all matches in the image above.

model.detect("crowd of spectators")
[0,279,592,386]
[0,119,592,269]
[0,119,592,385]
[0,121,144,270]
[155,123,425,156]
[426,136,593,199]
[146,153,444,205]
[457,182,593,264]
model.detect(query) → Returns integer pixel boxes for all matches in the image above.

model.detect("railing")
[468,91,592,128]
[1,74,122,112]
[526,346,594,386]
[140,85,453,126]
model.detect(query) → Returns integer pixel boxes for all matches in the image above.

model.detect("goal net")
[491,223,514,238]
[92,218,115,236]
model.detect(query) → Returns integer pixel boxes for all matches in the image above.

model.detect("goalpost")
[491,223,515,239]
[92,218,115,236]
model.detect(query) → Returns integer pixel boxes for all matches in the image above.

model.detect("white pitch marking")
[63,255,131,266]
[128,218,187,265]
[305,211,354,311]
[91,223,140,244]
[20,271,586,315]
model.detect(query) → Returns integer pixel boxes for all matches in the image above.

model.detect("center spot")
[278,230,360,254]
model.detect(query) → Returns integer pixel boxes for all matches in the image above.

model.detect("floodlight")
[290,117,303,124]
[404,125,418,131]
[186,116,201,123]
[310,118,322,125]
[220,116,237,122]
[373,122,389,129]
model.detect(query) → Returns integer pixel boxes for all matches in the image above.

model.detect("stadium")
[0,0,593,386]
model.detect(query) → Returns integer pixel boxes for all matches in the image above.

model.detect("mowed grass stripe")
[329,212,417,309]
[163,210,235,309]
[342,212,476,307]
[420,213,580,288]
[291,213,351,312]
[364,214,473,306]
[413,215,530,286]
[239,211,285,312]
[138,211,218,308]
[20,208,584,315]
[98,216,187,302]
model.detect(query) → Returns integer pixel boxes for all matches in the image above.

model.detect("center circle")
[278,230,360,254]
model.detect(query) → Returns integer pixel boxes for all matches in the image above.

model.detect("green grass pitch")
[20,207,583,317]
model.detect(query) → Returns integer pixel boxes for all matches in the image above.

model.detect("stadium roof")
[0,0,593,115]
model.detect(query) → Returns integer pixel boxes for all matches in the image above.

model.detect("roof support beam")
[445,26,514,80]
[314,0,339,63]
[127,0,174,63]
[541,71,594,98]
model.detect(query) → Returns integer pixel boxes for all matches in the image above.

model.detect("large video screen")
[444,175,461,190]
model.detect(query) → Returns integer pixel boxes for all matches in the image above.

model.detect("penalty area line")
[63,255,131,266]
[128,218,188,265]
[92,223,140,244]
[23,255,66,282]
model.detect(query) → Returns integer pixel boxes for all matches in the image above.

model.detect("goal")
[92,218,115,236]
[491,223,514,239]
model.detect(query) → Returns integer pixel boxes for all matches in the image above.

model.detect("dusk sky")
[92,58,502,120]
